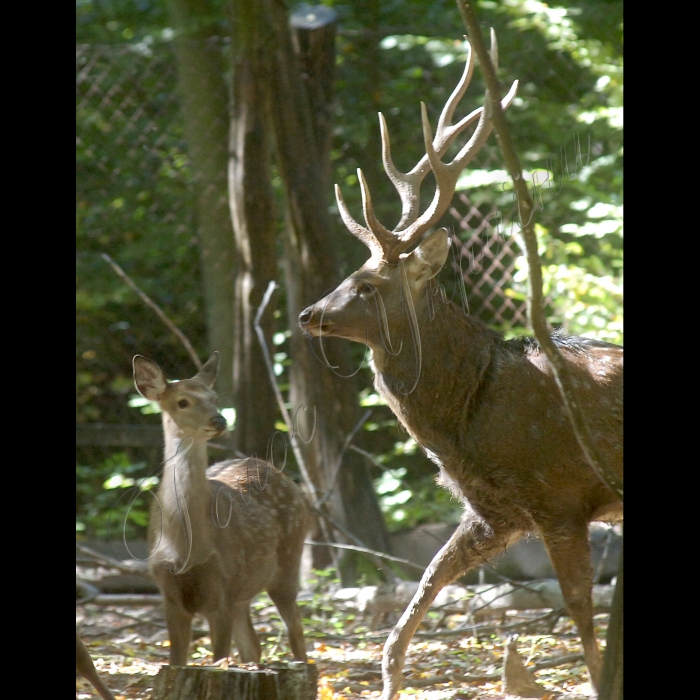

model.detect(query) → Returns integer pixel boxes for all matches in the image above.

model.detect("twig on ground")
[104,609,168,630]
[76,579,101,604]
[305,608,566,643]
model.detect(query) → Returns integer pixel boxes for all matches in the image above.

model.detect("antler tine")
[337,31,517,263]
[389,32,518,255]
[489,27,499,70]
[447,76,519,176]
[387,101,469,252]
[379,113,425,232]
[435,40,476,138]
[379,45,481,235]
[357,168,400,252]
[335,183,386,261]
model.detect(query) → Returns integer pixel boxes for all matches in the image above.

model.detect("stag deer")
[133,352,311,666]
[299,34,622,698]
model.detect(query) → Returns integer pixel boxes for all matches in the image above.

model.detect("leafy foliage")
[76,451,157,539]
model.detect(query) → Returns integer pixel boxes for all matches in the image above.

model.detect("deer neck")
[371,289,494,464]
[153,413,216,571]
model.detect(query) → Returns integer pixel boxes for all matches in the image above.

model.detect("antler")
[335,30,519,263]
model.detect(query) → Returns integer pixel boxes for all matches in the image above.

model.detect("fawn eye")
[177,399,189,409]
[358,282,375,298]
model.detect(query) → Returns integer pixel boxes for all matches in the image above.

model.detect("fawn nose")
[211,414,227,431]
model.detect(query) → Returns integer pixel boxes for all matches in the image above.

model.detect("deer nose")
[211,414,227,431]
[298,306,313,326]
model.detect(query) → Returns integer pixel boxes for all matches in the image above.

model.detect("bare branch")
[318,408,373,506]
[101,253,202,370]
[253,281,340,573]
[304,539,425,572]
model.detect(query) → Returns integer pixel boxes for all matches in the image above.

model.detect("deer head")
[132,352,227,441]
[299,32,517,368]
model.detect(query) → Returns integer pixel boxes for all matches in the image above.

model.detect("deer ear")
[133,356,168,401]
[194,352,219,388]
[402,228,450,285]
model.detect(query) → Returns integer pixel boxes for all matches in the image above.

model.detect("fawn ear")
[133,356,168,401]
[401,228,450,287]
[194,352,219,388]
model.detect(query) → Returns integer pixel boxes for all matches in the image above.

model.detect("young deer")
[299,35,622,699]
[133,352,311,666]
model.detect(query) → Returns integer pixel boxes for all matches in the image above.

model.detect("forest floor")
[76,584,607,700]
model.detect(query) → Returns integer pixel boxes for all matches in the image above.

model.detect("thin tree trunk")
[166,0,235,405]
[228,0,278,456]
[264,0,392,583]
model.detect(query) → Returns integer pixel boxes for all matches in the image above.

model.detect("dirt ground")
[76,592,607,699]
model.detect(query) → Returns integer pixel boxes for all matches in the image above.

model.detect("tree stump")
[151,662,318,700]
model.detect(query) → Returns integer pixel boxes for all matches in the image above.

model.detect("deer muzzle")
[208,414,228,437]
[299,304,331,337]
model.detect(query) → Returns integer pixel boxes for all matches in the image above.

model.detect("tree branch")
[101,253,202,370]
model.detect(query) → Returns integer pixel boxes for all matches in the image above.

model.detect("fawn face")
[133,352,227,440]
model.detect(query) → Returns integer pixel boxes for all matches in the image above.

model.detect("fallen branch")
[76,543,141,576]
[81,594,163,606]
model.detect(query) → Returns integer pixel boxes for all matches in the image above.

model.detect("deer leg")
[542,526,602,691]
[230,601,261,663]
[268,585,307,661]
[207,606,234,663]
[382,518,515,700]
[76,631,117,700]
[164,599,193,666]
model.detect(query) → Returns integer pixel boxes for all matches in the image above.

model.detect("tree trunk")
[166,0,235,406]
[264,0,392,583]
[152,663,318,700]
[227,0,278,456]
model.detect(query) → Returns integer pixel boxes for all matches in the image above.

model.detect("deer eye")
[357,282,376,298]
[177,399,189,409]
